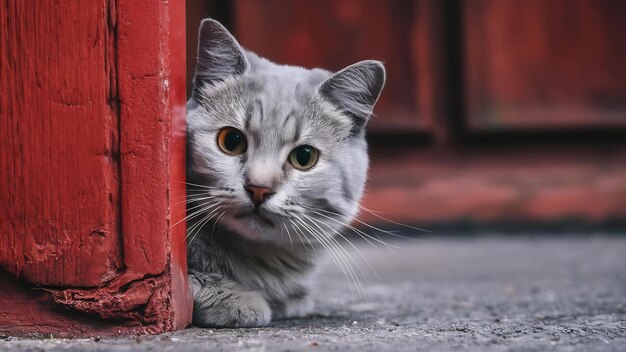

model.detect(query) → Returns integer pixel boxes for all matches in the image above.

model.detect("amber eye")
[288,145,319,171]
[217,127,247,155]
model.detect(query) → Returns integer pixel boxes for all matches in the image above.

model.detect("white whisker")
[177,180,224,189]
[291,214,356,299]
[286,218,318,261]
[187,205,224,244]
[302,206,402,252]
[171,201,221,228]
[302,212,380,283]
[357,203,431,233]
[299,214,369,300]
[293,213,366,300]
[282,221,294,249]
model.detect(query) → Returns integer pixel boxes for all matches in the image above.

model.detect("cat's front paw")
[270,293,313,320]
[191,274,271,328]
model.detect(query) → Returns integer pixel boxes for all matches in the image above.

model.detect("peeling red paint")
[0,0,123,289]
[46,276,169,324]
[0,0,191,336]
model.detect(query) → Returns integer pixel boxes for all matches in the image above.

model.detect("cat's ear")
[318,60,386,133]
[193,19,249,87]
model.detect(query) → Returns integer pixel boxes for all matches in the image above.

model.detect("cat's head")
[187,19,385,243]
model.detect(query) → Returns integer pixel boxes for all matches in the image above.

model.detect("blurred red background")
[187,0,626,230]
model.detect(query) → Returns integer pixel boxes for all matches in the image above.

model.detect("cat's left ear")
[193,19,249,88]
[318,60,386,133]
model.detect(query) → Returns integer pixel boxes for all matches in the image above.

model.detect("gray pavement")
[2,235,626,351]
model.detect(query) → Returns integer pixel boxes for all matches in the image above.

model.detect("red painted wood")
[165,0,194,331]
[0,0,191,336]
[0,0,122,288]
[0,271,147,338]
[116,0,175,280]
[361,147,626,224]
[410,0,448,143]
[233,0,434,132]
[464,0,626,131]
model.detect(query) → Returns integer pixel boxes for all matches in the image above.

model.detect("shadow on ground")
[2,235,626,351]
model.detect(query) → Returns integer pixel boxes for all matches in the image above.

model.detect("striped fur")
[187,19,385,327]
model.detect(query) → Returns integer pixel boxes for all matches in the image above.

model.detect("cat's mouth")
[233,209,276,228]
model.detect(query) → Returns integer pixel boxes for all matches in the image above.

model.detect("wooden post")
[0,0,191,336]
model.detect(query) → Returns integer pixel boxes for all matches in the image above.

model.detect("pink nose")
[245,185,275,207]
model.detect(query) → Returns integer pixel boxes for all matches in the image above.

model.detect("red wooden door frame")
[0,0,191,336]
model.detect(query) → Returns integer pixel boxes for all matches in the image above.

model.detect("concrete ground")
[2,235,625,351]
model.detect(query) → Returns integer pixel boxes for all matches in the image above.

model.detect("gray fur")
[187,19,385,328]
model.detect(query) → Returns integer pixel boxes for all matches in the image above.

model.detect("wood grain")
[115,0,192,330]
[0,271,147,338]
[233,0,435,132]
[361,146,626,225]
[0,0,122,287]
[464,0,626,131]
[0,0,191,336]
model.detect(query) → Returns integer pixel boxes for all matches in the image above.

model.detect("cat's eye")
[217,127,247,155]
[288,145,319,171]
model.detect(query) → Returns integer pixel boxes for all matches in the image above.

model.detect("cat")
[186,19,385,328]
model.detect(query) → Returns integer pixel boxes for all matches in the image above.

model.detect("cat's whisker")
[356,203,431,233]
[290,214,357,300]
[183,203,223,230]
[173,201,221,229]
[210,209,228,241]
[302,213,380,284]
[182,187,218,193]
[174,197,213,206]
[290,216,327,256]
[296,221,320,260]
[299,214,369,300]
[326,234,370,303]
[184,193,231,200]
[174,197,219,208]
[293,214,366,301]
[308,202,424,241]
[177,180,224,190]
[281,221,294,250]
[180,197,222,216]
[186,208,217,244]
[186,204,223,236]
[187,217,210,245]
[171,196,211,205]
[350,217,416,243]
[186,212,210,243]
[286,218,318,261]
[182,190,218,196]
[187,205,224,244]
[278,221,285,242]
[174,200,216,219]
[183,17,390,327]
[322,211,390,252]
[173,190,213,199]
[301,206,402,252]
[187,219,211,244]
[309,204,411,247]
[172,192,223,207]
[285,219,314,261]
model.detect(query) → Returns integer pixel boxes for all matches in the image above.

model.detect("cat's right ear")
[317,60,385,134]
[193,19,248,88]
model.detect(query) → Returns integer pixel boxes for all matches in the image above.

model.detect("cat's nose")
[245,185,275,207]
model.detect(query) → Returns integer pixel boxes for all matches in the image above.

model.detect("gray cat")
[186,19,385,327]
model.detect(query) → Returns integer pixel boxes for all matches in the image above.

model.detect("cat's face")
[187,20,385,244]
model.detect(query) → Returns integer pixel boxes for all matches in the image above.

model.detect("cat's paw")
[271,294,313,320]
[191,275,271,328]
